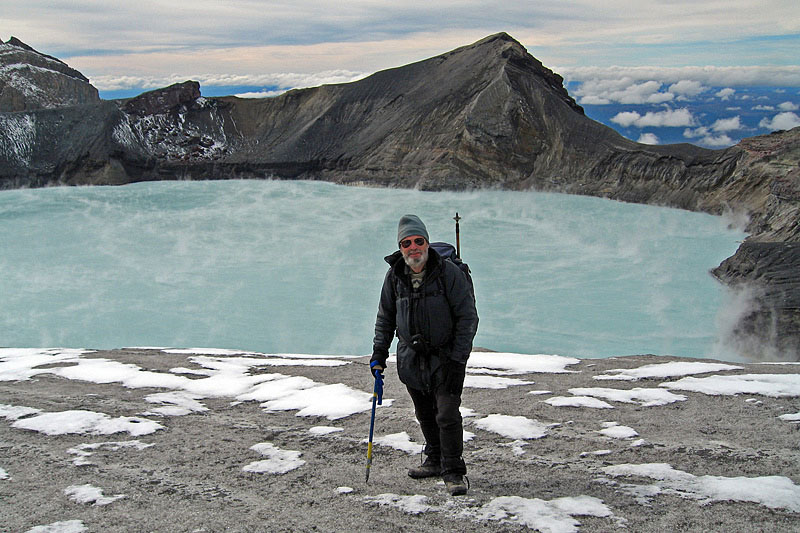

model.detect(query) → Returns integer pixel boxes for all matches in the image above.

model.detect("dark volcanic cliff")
[0,34,798,359]
[0,37,99,111]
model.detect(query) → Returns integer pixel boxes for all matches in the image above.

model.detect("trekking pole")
[453,212,461,259]
[365,370,383,483]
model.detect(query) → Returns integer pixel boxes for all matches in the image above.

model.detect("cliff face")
[708,130,800,359]
[0,37,99,112]
[0,34,798,359]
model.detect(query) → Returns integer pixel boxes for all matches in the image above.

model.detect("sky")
[2,348,800,532]
[2,1,800,147]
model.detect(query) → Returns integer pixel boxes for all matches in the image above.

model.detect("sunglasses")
[399,237,427,249]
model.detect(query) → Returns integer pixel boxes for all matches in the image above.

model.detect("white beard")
[403,248,428,270]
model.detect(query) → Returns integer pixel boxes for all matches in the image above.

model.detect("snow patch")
[595,361,742,381]
[368,431,422,454]
[465,494,614,532]
[567,387,686,406]
[544,396,615,409]
[259,383,379,420]
[143,391,209,416]
[67,440,154,466]
[10,408,164,436]
[602,463,800,512]
[24,520,87,533]
[364,493,435,514]
[0,348,89,382]
[0,403,42,419]
[474,414,549,440]
[468,352,580,374]
[778,411,800,423]
[581,449,613,457]
[500,439,530,455]
[0,349,374,420]
[598,422,639,439]
[243,442,305,474]
[64,484,125,506]
[464,375,534,389]
[309,425,343,435]
[662,373,800,397]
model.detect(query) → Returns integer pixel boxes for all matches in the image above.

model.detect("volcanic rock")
[121,81,201,116]
[0,37,99,111]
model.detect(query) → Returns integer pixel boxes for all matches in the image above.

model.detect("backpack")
[430,241,475,301]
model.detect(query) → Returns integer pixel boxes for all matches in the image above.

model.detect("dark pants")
[406,385,466,476]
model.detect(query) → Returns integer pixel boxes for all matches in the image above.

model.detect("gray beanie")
[397,214,429,244]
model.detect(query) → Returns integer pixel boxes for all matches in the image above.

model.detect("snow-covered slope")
[0,37,99,112]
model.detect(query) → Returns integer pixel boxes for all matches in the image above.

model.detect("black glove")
[369,359,384,378]
[370,360,384,405]
[369,352,386,378]
[443,359,466,395]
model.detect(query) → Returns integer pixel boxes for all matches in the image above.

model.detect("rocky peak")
[0,37,99,111]
[6,37,38,53]
[454,32,583,115]
[121,81,202,116]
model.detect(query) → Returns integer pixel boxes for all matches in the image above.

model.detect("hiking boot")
[408,458,441,479]
[443,474,468,496]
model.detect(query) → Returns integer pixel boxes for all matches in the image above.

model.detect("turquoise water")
[0,180,746,359]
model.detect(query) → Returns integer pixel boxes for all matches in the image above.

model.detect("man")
[370,214,479,496]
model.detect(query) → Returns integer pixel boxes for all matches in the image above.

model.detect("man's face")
[400,235,429,272]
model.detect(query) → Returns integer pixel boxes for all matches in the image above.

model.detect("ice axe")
[365,365,383,483]
[453,212,461,259]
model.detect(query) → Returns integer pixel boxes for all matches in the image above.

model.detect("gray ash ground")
[1,349,799,532]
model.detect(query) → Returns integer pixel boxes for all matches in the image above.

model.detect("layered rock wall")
[0,37,99,111]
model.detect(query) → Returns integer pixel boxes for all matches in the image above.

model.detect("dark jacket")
[372,247,479,391]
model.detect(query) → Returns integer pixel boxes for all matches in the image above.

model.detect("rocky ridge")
[0,37,99,111]
[0,34,798,359]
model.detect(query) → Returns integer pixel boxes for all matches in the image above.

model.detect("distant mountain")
[0,37,99,111]
[0,33,797,359]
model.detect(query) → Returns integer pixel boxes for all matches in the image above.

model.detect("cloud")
[574,78,673,105]
[683,127,735,147]
[560,66,800,90]
[778,101,799,111]
[708,136,735,148]
[711,116,742,132]
[637,133,660,145]
[88,70,367,92]
[234,90,287,99]
[753,104,775,111]
[716,88,735,100]
[759,112,800,131]
[669,80,706,99]
[611,108,695,128]
[611,111,643,127]
[678,112,743,148]
[569,68,800,107]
